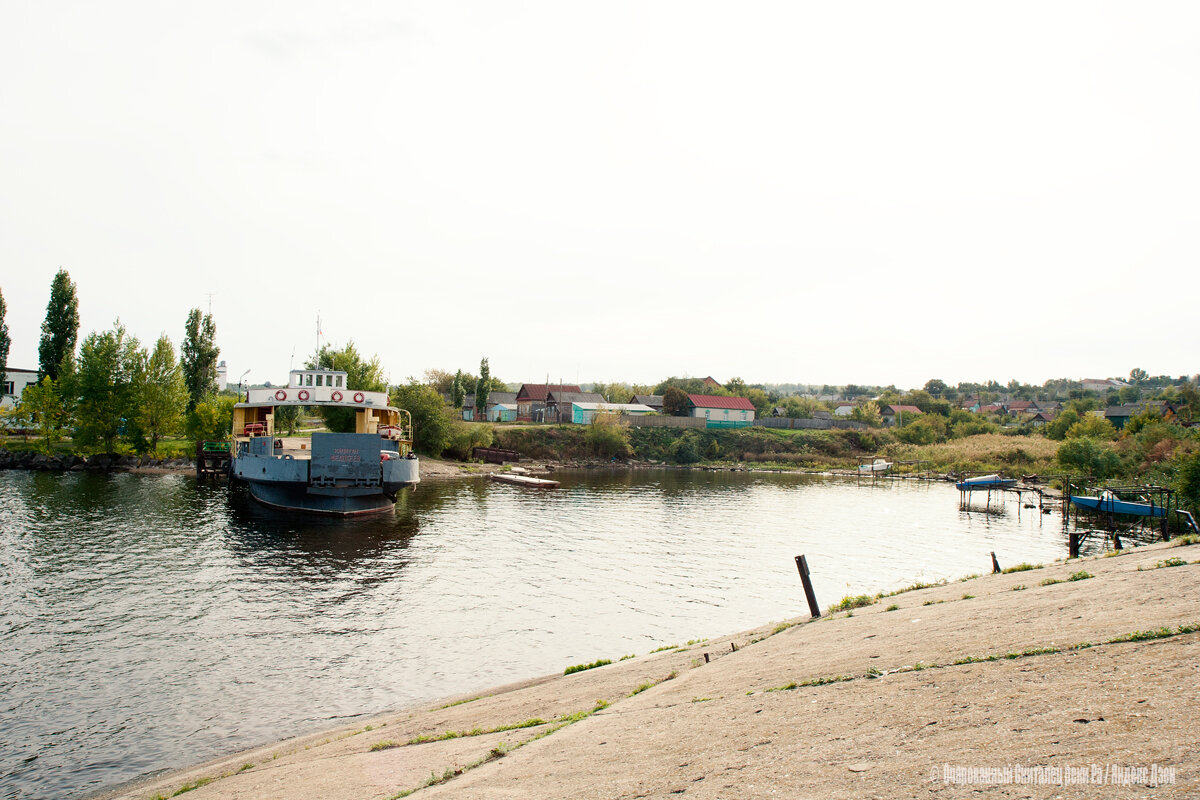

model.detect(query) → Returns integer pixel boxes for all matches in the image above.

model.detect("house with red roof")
[688,393,756,428]
[881,404,923,426]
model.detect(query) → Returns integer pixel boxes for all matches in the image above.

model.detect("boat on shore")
[955,474,1017,491]
[1069,492,1168,519]
[229,368,419,515]
[858,458,892,474]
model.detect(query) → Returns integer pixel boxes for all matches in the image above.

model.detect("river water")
[0,468,1111,799]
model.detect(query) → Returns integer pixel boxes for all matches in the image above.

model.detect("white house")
[687,394,755,428]
[1081,378,1128,393]
[2,368,39,409]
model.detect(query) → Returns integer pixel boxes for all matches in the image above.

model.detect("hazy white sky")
[2,2,1197,390]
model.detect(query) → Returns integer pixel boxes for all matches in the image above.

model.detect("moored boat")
[955,474,1017,491]
[229,368,419,515]
[858,458,892,473]
[1069,492,1168,518]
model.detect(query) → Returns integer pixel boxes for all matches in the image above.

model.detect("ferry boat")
[230,368,419,515]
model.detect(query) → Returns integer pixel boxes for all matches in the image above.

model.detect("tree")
[75,321,143,452]
[21,377,66,451]
[1066,415,1117,440]
[38,269,80,381]
[390,380,453,457]
[745,388,772,418]
[308,341,387,432]
[1176,451,1200,513]
[724,377,748,396]
[136,334,187,452]
[0,287,9,381]
[274,402,301,435]
[450,370,466,409]
[186,396,235,443]
[475,358,490,423]
[850,401,882,427]
[924,378,948,398]
[1129,367,1149,385]
[423,368,456,395]
[662,386,690,416]
[1044,408,1081,440]
[1057,437,1121,478]
[181,308,219,411]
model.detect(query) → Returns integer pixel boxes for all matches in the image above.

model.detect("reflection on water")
[0,468,1126,799]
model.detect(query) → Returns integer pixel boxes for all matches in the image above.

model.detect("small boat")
[955,474,1017,491]
[858,458,892,473]
[490,473,559,489]
[1069,492,1167,518]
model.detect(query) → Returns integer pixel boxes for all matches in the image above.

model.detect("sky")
[2,2,1198,391]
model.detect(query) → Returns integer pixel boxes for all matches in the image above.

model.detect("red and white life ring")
[353,392,365,403]
[297,389,310,401]
[331,390,343,402]
[275,390,287,402]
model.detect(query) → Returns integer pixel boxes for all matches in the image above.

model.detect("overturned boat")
[230,368,419,515]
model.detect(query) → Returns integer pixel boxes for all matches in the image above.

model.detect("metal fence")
[753,417,867,431]
[622,415,706,429]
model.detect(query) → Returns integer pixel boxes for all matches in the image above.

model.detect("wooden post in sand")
[991,552,1001,573]
[794,555,821,618]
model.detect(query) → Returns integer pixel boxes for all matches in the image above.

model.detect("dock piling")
[794,555,821,619]
[991,552,1001,574]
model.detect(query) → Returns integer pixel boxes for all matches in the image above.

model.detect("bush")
[584,413,632,459]
[1057,436,1121,478]
[186,396,235,444]
[443,421,494,461]
[671,432,701,464]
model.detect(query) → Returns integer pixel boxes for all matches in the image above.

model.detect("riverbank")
[100,537,1200,800]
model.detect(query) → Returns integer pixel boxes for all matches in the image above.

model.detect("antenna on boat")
[316,312,322,354]
[289,346,295,372]
[205,292,216,315]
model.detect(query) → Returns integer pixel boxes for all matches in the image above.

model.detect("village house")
[570,402,655,424]
[460,391,518,422]
[545,390,606,423]
[881,404,923,426]
[1,367,39,410]
[515,383,582,421]
[1082,378,1129,393]
[1103,401,1176,430]
[833,402,856,417]
[630,394,664,412]
[687,394,755,428]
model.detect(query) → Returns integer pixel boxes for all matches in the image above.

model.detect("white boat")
[858,458,892,473]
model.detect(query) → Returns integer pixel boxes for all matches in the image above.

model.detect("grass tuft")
[1001,562,1042,574]
[1068,570,1093,581]
[884,604,899,612]
[828,595,875,613]
[564,658,611,675]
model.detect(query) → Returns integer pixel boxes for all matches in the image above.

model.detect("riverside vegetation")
[2,274,1197,516]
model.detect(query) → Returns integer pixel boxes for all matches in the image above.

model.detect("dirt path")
[99,539,1200,800]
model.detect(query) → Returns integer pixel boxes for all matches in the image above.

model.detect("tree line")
[2,270,225,454]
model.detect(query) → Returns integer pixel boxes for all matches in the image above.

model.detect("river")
[0,468,1110,799]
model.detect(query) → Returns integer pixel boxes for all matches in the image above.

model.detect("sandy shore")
[96,538,1200,800]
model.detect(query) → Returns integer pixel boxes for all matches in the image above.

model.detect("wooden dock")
[196,440,232,482]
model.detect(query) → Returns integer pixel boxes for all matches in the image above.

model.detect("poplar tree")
[475,358,490,423]
[181,308,220,411]
[451,370,466,409]
[0,287,10,382]
[38,269,80,380]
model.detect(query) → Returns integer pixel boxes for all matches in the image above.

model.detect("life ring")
[298,389,310,401]
[353,392,365,403]
[275,390,287,402]
[331,390,343,402]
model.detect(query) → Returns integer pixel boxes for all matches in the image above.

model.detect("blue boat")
[1069,493,1167,518]
[230,368,419,515]
[956,474,1017,491]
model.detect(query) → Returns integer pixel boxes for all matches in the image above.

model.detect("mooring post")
[991,551,1001,573]
[794,555,821,619]
[1068,532,1081,558]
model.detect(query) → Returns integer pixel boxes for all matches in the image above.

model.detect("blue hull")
[1069,495,1167,518]
[956,478,1017,491]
